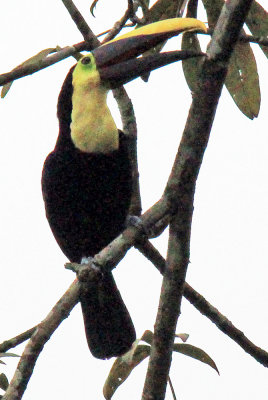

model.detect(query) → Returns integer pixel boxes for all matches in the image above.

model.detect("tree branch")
[2,239,268,370]
[113,87,142,216]
[2,211,169,400]
[2,3,265,399]
[0,327,37,354]
[2,183,267,400]
[137,240,268,367]
[183,283,268,367]
[2,281,80,400]
[239,33,268,46]
[1,29,264,89]
[142,1,255,399]
[0,42,91,87]
[102,0,136,43]
[0,0,104,88]
[129,0,149,25]
[203,29,268,47]
[61,0,100,46]
[176,0,188,17]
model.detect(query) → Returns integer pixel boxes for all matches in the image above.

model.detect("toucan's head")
[73,18,207,90]
[58,18,207,154]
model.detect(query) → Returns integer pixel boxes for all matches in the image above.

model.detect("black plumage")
[41,18,206,359]
[42,67,136,359]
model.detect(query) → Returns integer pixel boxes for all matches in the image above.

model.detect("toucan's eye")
[81,57,91,65]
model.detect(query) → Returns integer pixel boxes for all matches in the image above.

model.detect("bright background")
[1,1,268,399]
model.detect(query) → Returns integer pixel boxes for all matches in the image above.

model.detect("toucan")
[41,18,207,359]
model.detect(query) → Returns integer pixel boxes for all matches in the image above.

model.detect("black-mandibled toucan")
[41,18,207,359]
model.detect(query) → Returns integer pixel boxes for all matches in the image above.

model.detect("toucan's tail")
[80,272,136,359]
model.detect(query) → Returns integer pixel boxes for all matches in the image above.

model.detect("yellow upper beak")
[106,18,207,45]
[91,18,207,87]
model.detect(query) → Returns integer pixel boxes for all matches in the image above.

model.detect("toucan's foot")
[126,215,169,239]
[80,256,100,269]
[125,215,151,238]
[81,256,92,265]
[126,215,144,231]
[76,257,102,283]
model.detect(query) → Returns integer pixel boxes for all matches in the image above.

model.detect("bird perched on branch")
[42,18,207,359]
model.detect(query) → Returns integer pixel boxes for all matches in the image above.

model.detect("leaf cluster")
[0,353,19,398]
[103,330,219,399]
[146,0,267,119]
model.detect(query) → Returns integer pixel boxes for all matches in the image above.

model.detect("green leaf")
[1,81,13,98]
[201,0,223,28]
[19,48,56,67]
[173,343,219,374]
[140,0,199,81]
[246,1,268,58]
[202,0,260,119]
[140,330,189,345]
[103,328,218,398]
[182,32,203,92]
[0,374,8,391]
[0,353,19,358]
[1,48,56,98]
[225,39,260,119]
[148,0,178,22]
[182,0,204,94]
[103,344,150,400]
[1,82,13,99]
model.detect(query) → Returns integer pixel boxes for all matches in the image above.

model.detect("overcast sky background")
[1,1,268,399]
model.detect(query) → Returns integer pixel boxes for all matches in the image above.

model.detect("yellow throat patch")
[71,54,119,154]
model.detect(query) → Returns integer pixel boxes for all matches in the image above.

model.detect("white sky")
[1,1,268,399]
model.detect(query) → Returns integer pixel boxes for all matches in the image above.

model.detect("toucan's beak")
[92,18,207,88]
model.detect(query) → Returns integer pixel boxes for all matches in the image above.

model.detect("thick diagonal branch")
[2,281,79,400]
[142,1,255,399]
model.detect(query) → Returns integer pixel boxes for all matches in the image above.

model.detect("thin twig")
[168,377,177,400]
[176,0,188,17]
[2,281,80,400]
[239,32,268,46]
[137,240,268,367]
[130,0,149,25]
[203,29,268,47]
[0,327,37,353]
[137,0,150,21]
[61,0,100,46]
[102,0,135,43]
[183,283,268,367]
[113,87,142,216]
[97,23,135,38]
[0,42,90,87]
[2,238,267,369]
